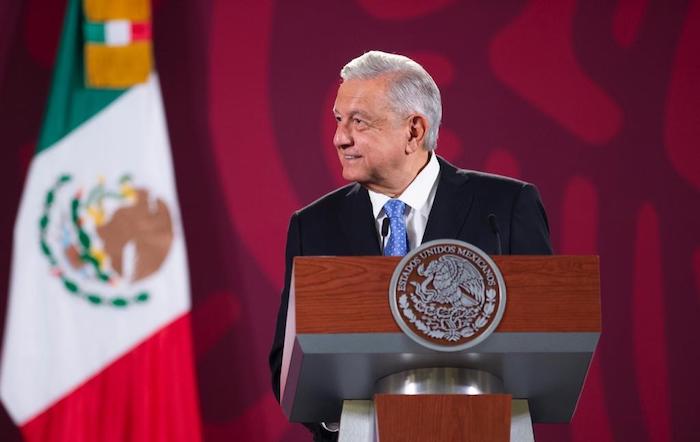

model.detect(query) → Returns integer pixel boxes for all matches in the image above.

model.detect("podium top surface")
[293,255,600,334]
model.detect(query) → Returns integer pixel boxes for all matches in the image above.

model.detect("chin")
[341,170,366,184]
[341,170,356,182]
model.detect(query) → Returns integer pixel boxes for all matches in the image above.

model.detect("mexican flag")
[0,0,202,440]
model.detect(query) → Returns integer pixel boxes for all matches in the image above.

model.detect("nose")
[333,123,352,150]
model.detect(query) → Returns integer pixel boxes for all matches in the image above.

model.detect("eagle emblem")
[389,240,506,351]
[38,174,174,308]
[414,255,485,307]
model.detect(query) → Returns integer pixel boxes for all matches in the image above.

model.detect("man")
[269,50,552,441]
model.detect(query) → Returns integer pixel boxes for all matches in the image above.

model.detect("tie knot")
[383,199,405,219]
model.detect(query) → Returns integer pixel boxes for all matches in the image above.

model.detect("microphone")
[380,217,390,254]
[488,214,502,255]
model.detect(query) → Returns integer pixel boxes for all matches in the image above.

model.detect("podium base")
[338,399,534,442]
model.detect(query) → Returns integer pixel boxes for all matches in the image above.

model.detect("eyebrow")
[333,109,370,119]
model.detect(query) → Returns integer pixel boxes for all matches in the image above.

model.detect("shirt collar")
[367,152,440,219]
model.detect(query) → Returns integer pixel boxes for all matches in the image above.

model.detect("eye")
[353,118,367,128]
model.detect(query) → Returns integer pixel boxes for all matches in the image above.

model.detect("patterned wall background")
[0,0,698,440]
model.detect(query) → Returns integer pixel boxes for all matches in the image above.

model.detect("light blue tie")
[383,199,408,256]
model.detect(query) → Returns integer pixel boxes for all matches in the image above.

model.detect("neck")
[368,150,431,197]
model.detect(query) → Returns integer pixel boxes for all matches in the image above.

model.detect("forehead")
[333,76,393,115]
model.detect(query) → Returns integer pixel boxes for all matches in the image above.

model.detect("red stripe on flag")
[20,314,202,442]
[131,22,151,41]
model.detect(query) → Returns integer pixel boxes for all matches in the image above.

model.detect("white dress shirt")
[367,153,440,251]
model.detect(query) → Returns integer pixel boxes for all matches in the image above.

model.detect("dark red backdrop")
[1,0,698,441]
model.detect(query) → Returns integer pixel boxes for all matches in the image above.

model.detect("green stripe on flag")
[37,0,125,152]
[83,22,106,44]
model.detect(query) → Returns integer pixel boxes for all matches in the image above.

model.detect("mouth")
[343,154,362,160]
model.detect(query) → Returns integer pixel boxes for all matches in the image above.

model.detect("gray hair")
[340,50,442,151]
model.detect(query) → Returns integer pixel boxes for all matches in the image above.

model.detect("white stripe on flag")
[105,20,131,46]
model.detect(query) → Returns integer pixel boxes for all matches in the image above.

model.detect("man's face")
[333,76,411,194]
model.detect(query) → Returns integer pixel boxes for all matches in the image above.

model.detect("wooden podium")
[280,256,600,441]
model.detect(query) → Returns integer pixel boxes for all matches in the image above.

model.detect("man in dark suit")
[269,51,552,441]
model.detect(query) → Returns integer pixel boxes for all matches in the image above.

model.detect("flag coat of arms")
[0,0,202,440]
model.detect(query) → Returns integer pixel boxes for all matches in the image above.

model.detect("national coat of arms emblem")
[389,240,506,351]
[39,174,174,308]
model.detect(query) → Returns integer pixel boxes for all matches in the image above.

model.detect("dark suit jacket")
[269,156,552,441]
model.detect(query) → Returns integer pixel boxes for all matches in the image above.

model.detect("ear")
[405,115,428,154]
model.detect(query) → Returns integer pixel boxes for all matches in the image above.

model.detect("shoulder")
[437,156,533,195]
[292,182,362,219]
[467,171,534,200]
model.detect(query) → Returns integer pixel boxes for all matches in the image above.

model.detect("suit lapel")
[336,156,473,253]
[337,183,381,255]
[422,156,475,244]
